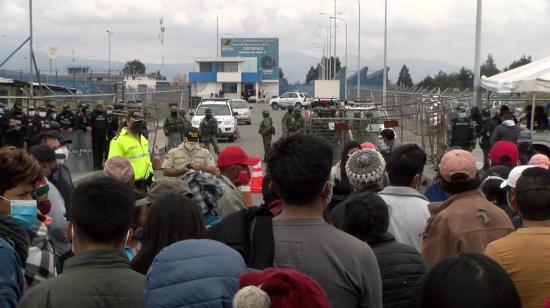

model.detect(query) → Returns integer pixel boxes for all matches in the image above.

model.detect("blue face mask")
[1,196,37,230]
[124,247,135,261]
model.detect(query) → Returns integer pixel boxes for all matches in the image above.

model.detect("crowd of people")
[1,101,550,308]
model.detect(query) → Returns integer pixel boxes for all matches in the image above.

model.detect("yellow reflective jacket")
[108,127,153,181]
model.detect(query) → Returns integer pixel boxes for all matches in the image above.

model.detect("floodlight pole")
[473,0,482,108]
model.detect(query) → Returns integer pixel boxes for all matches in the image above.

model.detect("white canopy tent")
[481,55,550,129]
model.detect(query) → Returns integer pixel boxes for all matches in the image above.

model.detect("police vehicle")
[191,100,238,141]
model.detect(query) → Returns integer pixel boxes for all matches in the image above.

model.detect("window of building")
[199,62,213,72]
[222,83,238,94]
[218,62,238,73]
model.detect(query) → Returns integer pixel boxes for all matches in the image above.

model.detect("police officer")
[162,127,217,177]
[108,110,153,191]
[105,104,119,159]
[448,107,477,151]
[163,106,187,149]
[25,105,36,144]
[56,104,75,132]
[287,107,305,136]
[259,110,274,161]
[75,103,90,132]
[281,105,294,138]
[46,102,58,123]
[200,108,219,155]
[88,102,109,170]
[4,102,29,148]
[34,105,53,133]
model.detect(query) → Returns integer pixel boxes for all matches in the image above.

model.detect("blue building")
[189,57,279,99]
[346,67,385,90]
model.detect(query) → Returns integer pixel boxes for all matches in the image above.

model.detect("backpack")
[206,206,274,269]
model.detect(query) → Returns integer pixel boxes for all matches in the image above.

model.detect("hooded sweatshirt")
[490,120,520,146]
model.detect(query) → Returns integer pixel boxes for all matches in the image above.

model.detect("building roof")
[194,57,246,63]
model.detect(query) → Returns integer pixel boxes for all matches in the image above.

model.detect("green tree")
[152,70,166,80]
[457,67,473,89]
[397,64,413,88]
[504,55,532,71]
[122,59,146,75]
[417,75,434,88]
[432,71,460,89]
[480,53,500,77]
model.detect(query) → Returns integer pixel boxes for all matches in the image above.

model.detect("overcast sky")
[1,0,550,72]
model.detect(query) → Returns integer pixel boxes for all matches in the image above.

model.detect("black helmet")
[204,108,212,114]
[262,110,269,116]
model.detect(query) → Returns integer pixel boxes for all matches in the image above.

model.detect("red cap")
[489,141,519,167]
[217,146,260,168]
[237,268,330,308]
[361,142,376,151]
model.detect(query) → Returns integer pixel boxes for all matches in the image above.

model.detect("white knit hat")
[345,149,386,190]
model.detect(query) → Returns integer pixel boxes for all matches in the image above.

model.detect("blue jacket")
[0,236,24,308]
[145,239,248,308]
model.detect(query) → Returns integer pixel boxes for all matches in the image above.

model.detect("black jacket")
[369,232,426,308]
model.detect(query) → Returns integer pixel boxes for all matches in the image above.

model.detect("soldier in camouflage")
[199,108,219,155]
[163,106,188,149]
[287,107,305,136]
[281,105,294,138]
[259,110,274,161]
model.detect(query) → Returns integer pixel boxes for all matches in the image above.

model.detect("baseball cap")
[529,154,550,169]
[185,127,200,141]
[146,179,193,204]
[46,130,72,145]
[29,144,57,163]
[360,142,376,151]
[500,165,534,189]
[217,146,260,168]
[489,141,519,167]
[439,149,477,182]
[103,157,134,184]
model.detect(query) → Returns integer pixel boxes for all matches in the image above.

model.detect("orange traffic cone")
[239,185,253,207]
[250,161,263,194]
[152,146,162,170]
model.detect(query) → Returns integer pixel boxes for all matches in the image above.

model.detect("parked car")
[310,98,341,117]
[230,99,252,125]
[270,92,311,110]
[191,100,238,141]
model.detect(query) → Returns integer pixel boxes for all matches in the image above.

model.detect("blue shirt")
[0,236,24,308]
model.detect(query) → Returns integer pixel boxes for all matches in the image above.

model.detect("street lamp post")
[357,0,361,101]
[318,24,330,80]
[473,0,482,108]
[29,0,33,104]
[106,30,113,78]
[319,12,333,79]
[335,16,348,99]
[333,0,337,80]
[383,0,388,107]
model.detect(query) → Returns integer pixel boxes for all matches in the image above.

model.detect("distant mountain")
[2,47,459,84]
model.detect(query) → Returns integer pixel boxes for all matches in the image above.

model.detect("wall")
[314,80,340,99]
[217,72,241,82]
[259,82,279,98]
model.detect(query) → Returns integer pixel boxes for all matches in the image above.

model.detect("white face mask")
[28,111,36,116]
[459,112,467,118]
[324,181,334,207]
[56,146,69,165]
[38,111,47,117]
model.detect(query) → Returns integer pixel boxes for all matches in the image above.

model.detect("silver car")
[230,99,252,125]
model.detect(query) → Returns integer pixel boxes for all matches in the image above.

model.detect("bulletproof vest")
[451,118,473,145]
[201,117,217,135]
[38,116,52,131]
[91,111,107,131]
[58,112,74,129]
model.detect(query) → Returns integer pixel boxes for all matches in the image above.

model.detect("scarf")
[0,212,30,266]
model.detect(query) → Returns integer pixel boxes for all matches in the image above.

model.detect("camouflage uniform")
[164,107,189,149]
[259,110,274,161]
[199,108,219,155]
[287,108,305,136]
[281,105,294,138]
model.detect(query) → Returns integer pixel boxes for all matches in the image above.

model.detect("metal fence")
[305,90,466,164]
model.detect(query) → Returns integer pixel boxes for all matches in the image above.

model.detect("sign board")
[220,38,279,81]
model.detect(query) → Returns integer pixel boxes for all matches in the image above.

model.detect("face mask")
[324,181,334,207]
[0,107,5,113]
[0,196,37,230]
[51,113,57,119]
[236,166,252,186]
[39,112,47,117]
[56,147,69,164]
[519,124,527,129]
[28,111,36,116]
[107,110,113,115]
[459,112,467,118]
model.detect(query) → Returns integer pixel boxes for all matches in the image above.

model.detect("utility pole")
[333,0,337,80]
[473,0,482,108]
[335,17,347,99]
[29,0,33,105]
[159,17,166,66]
[383,0,388,107]
[106,30,113,78]
[216,16,219,57]
[356,0,361,101]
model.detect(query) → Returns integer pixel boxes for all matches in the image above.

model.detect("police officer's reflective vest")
[108,127,153,181]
